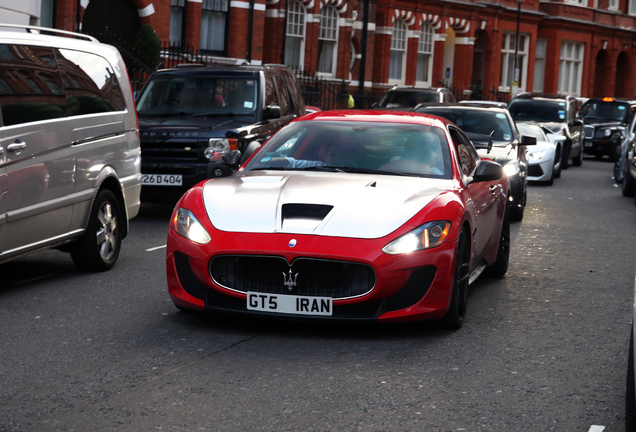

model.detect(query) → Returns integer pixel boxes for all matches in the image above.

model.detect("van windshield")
[136,76,259,118]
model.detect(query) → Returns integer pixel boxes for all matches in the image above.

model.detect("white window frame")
[317,5,339,77]
[565,0,587,5]
[389,19,408,84]
[533,38,547,93]
[608,0,619,10]
[499,32,530,92]
[558,40,585,96]
[630,0,636,14]
[284,0,306,70]
[415,23,434,87]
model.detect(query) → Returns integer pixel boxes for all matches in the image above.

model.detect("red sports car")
[166,110,510,329]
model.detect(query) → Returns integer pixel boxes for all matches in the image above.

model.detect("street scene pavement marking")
[146,245,167,252]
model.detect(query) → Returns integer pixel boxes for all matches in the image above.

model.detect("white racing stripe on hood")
[202,171,452,238]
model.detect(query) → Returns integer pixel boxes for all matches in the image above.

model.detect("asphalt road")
[1,158,635,432]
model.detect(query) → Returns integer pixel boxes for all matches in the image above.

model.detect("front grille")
[141,139,204,162]
[528,164,544,177]
[210,255,376,299]
[584,125,595,138]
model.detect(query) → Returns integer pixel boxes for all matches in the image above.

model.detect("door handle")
[7,141,26,152]
[489,184,498,194]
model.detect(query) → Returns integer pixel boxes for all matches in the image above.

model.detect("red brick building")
[51,0,636,100]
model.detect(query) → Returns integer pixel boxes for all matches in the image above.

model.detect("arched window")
[318,6,339,76]
[389,19,407,82]
[284,0,306,70]
[416,23,434,86]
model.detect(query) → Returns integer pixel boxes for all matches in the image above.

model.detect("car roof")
[299,109,453,128]
[386,86,448,93]
[415,104,510,115]
[156,63,290,75]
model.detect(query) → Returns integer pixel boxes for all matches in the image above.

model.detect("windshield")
[508,99,566,123]
[245,121,453,179]
[580,100,631,123]
[516,123,548,142]
[377,91,440,108]
[417,108,514,146]
[136,75,258,118]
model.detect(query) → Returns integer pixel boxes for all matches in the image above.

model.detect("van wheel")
[71,189,122,271]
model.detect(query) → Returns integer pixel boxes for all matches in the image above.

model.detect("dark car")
[135,64,306,201]
[374,86,456,110]
[508,94,584,169]
[578,97,636,161]
[414,104,535,222]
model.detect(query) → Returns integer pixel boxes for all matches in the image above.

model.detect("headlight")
[529,150,546,160]
[173,208,211,244]
[503,161,520,177]
[382,221,451,255]
[204,138,238,161]
[604,128,612,137]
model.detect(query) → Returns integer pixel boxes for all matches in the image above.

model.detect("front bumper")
[583,138,618,156]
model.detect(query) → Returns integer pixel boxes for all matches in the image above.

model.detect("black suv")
[508,94,584,168]
[374,86,456,110]
[136,64,306,201]
[414,103,535,222]
[578,97,636,161]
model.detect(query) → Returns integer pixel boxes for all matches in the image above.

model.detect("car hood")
[540,122,566,133]
[478,144,516,164]
[201,171,453,238]
[139,116,255,130]
[583,120,625,128]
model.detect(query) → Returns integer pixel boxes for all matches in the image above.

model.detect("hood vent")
[281,204,334,232]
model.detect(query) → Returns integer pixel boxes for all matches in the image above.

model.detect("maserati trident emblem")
[283,268,298,290]
[288,239,297,248]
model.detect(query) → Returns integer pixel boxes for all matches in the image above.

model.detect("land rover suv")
[0,25,141,271]
[136,64,306,201]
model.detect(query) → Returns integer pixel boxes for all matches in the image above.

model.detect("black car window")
[0,44,67,126]
[419,108,514,145]
[283,72,304,115]
[580,100,631,123]
[273,75,291,116]
[508,99,567,123]
[265,76,279,108]
[57,49,125,116]
[448,126,478,177]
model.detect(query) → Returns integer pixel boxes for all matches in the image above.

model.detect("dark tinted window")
[274,75,291,116]
[419,108,514,145]
[283,72,304,115]
[265,76,279,107]
[377,91,440,108]
[580,99,631,123]
[0,45,66,126]
[57,49,125,115]
[508,99,567,123]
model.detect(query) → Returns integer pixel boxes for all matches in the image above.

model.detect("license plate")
[585,141,593,147]
[246,292,333,316]
[142,174,182,186]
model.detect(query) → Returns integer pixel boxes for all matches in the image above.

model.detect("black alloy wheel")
[486,209,510,277]
[441,230,470,330]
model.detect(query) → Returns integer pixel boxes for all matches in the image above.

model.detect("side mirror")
[221,149,242,168]
[240,140,262,164]
[520,135,537,146]
[265,105,281,119]
[472,160,503,183]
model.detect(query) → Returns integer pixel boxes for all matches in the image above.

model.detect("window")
[449,127,478,177]
[317,6,339,76]
[608,0,619,10]
[389,19,407,82]
[500,32,529,91]
[265,76,279,108]
[274,75,292,116]
[170,0,186,46]
[630,0,636,14]
[201,0,229,53]
[284,0,306,70]
[565,0,586,4]
[558,41,584,96]
[533,38,547,93]
[416,23,434,86]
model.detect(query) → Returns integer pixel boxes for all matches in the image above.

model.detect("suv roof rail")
[0,23,98,42]
[173,63,206,68]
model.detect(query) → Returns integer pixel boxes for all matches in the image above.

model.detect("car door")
[450,126,500,262]
[0,44,75,259]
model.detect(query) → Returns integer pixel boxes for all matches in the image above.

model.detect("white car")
[516,122,561,185]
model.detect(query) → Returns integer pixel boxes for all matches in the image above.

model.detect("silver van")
[0,25,141,271]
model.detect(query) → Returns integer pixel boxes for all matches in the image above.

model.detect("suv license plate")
[246,292,333,316]
[142,174,182,186]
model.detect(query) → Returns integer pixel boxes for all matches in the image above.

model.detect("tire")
[554,146,562,179]
[441,230,470,330]
[510,190,525,222]
[627,328,636,432]
[623,166,636,197]
[70,189,122,271]
[562,140,571,170]
[485,209,510,277]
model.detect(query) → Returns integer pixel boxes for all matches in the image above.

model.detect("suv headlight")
[503,161,520,177]
[204,138,239,161]
[382,221,451,255]
[604,128,612,137]
[173,208,211,244]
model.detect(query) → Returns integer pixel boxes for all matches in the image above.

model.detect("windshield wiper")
[192,112,237,117]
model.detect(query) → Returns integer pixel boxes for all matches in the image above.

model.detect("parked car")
[135,64,306,201]
[167,110,510,329]
[516,122,562,185]
[615,111,636,185]
[0,24,141,271]
[618,131,636,200]
[414,104,535,221]
[578,97,636,161]
[626,276,636,432]
[508,94,584,168]
[373,86,456,110]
